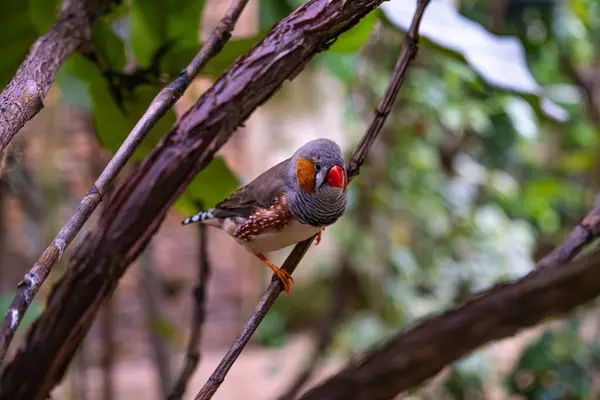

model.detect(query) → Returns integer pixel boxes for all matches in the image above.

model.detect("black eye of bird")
[315,163,321,171]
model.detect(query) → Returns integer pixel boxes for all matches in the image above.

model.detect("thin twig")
[537,202,600,269]
[140,243,173,397]
[169,218,211,400]
[0,1,398,397]
[194,2,430,399]
[194,237,314,400]
[346,0,427,182]
[277,260,350,400]
[0,0,251,365]
[0,0,115,155]
[297,246,600,400]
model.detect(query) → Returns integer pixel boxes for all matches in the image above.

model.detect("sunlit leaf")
[174,157,239,216]
[329,11,378,53]
[381,0,568,122]
[130,0,205,67]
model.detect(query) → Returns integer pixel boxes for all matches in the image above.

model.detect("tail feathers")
[182,209,215,225]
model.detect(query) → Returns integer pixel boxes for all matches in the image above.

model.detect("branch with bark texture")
[168,222,211,400]
[0,1,389,398]
[195,238,315,400]
[195,3,430,398]
[537,202,600,269]
[0,0,251,366]
[0,0,115,155]
[277,260,350,400]
[298,248,600,400]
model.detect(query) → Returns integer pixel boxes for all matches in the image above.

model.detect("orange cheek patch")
[296,157,315,194]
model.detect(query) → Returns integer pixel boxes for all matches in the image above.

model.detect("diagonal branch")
[537,202,600,269]
[276,259,350,400]
[194,238,314,400]
[194,2,430,399]
[297,248,600,400]
[0,0,251,366]
[168,221,212,400]
[0,0,115,155]
[0,1,392,399]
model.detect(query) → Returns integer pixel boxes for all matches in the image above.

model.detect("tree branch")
[195,238,314,400]
[168,221,211,400]
[537,201,600,269]
[0,1,390,398]
[139,243,173,397]
[0,0,251,366]
[0,0,116,155]
[298,248,600,400]
[277,260,350,400]
[194,2,430,398]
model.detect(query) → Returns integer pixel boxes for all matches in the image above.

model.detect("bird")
[182,138,348,295]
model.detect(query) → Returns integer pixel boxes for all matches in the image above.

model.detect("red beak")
[325,165,344,189]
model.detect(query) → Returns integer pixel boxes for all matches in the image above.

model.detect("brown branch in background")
[140,243,173,397]
[195,2,430,399]
[0,1,395,398]
[169,220,211,400]
[0,0,115,155]
[71,345,89,400]
[0,0,251,365]
[297,248,600,400]
[537,202,600,269]
[277,260,350,400]
[194,238,314,400]
[100,298,115,400]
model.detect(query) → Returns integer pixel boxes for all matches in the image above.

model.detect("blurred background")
[2,0,600,398]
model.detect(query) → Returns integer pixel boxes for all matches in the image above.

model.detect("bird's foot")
[257,253,295,295]
[314,227,325,246]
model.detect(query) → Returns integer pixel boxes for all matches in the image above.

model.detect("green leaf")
[381,0,568,122]
[28,0,60,33]
[58,54,176,161]
[92,18,127,71]
[174,157,239,216]
[200,35,264,78]
[524,178,562,200]
[329,11,378,53]
[0,2,38,87]
[130,0,205,67]
[0,293,42,333]
[259,0,295,31]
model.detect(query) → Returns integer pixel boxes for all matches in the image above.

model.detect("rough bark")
[0,1,384,398]
[298,250,600,400]
[0,0,251,365]
[0,0,115,155]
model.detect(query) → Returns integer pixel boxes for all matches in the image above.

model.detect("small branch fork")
[0,0,115,155]
[168,222,211,400]
[0,0,251,366]
[193,2,431,399]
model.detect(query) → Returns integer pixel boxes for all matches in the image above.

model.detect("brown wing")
[211,158,289,219]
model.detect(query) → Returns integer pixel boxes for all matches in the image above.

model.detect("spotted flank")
[235,196,292,241]
[181,209,215,225]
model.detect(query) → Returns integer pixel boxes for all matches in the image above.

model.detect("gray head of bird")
[286,138,348,226]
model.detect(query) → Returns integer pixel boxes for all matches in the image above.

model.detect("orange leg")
[256,253,295,295]
[314,227,325,246]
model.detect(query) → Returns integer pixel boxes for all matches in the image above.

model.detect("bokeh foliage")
[2,0,600,398]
